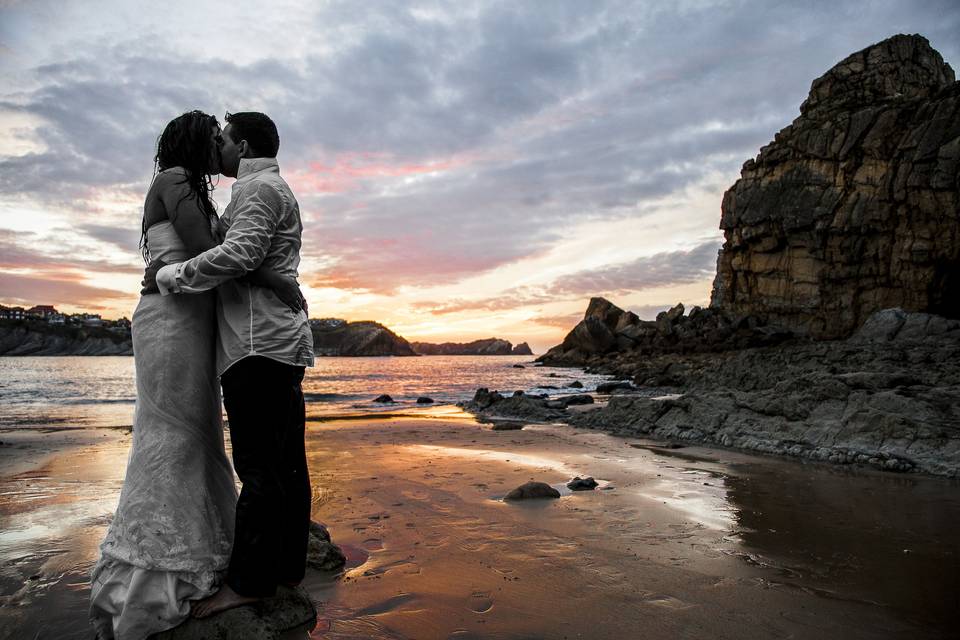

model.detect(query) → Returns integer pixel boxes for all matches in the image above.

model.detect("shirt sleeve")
[159,183,284,294]
[156,263,181,295]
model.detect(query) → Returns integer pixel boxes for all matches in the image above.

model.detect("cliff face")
[410,338,531,355]
[0,322,132,356]
[311,320,417,356]
[712,34,960,338]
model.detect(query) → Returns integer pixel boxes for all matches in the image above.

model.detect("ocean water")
[0,355,614,429]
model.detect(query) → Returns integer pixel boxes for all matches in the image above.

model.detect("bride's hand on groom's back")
[273,276,308,315]
[141,259,168,295]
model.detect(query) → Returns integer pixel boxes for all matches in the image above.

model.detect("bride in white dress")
[89,111,303,639]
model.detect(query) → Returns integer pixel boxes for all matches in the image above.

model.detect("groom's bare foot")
[192,584,261,619]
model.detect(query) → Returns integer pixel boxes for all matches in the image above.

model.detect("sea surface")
[0,355,612,429]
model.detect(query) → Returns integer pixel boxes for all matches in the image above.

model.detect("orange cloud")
[0,272,129,308]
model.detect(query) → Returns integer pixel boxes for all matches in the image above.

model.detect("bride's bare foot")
[191,584,261,619]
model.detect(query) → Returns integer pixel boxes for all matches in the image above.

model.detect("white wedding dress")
[90,221,238,639]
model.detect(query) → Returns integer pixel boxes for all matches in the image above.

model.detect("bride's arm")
[244,267,308,314]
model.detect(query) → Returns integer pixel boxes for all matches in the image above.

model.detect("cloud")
[409,240,719,318]
[530,312,585,329]
[548,241,720,297]
[0,230,141,274]
[78,224,143,254]
[412,287,560,315]
[0,271,128,307]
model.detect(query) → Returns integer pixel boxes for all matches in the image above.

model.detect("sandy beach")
[1,411,958,639]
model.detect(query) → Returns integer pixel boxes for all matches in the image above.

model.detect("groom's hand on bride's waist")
[141,259,168,295]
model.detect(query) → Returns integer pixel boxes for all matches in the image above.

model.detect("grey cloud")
[548,241,721,297]
[78,224,143,254]
[0,229,140,274]
[411,287,559,315]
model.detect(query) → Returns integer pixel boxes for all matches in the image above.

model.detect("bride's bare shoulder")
[150,167,191,195]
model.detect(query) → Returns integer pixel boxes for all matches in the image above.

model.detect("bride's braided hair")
[140,110,220,263]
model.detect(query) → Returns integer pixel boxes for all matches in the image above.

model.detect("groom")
[142,111,315,617]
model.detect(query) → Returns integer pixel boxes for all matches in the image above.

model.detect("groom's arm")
[155,183,283,295]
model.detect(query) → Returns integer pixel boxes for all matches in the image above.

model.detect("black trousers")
[220,356,311,597]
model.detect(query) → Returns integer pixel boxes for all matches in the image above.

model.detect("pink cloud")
[287,152,468,194]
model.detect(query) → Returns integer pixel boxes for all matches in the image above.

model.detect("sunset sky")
[1,1,957,352]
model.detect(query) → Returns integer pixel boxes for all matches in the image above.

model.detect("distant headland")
[0,306,534,358]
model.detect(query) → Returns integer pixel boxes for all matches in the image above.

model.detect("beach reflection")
[721,459,960,629]
[0,430,130,639]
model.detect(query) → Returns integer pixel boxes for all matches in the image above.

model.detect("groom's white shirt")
[156,157,315,375]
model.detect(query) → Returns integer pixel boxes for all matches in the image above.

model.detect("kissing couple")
[89,110,316,639]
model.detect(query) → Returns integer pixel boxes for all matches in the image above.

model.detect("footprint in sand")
[468,591,494,613]
[355,592,417,616]
[363,538,385,552]
[641,594,695,610]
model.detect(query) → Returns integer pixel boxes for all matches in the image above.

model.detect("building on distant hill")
[0,305,26,320]
[74,313,103,327]
[27,305,58,318]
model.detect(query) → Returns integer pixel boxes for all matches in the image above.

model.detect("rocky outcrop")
[564,309,960,477]
[712,34,960,338]
[0,321,132,356]
[411,338,529,355]
[511,342,534,355]
[459,388,566,422]
[536,297,793,366]
[522,36,960,477]
[312,320,417,356]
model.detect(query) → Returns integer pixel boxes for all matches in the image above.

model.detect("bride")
[89,110,303,639]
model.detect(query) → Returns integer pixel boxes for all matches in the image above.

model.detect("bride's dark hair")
[140,110,220,263]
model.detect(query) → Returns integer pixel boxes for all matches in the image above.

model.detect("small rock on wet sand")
[505,481,561,500]
[307,521,346,571]
[416,397,434,404]
[373,394,394,403]
[567,476,599,490]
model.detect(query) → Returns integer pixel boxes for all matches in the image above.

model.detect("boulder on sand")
[505,481,561,500]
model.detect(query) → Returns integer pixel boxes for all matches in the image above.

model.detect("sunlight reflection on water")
[0,355,613,428]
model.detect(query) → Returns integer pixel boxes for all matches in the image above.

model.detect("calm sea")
[0,355,612,429]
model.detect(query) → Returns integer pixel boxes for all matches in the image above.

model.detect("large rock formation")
[311,320,417,356]
[712,34,960,338]
[411,337,531,355]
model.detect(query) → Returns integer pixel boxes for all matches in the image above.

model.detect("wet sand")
[1,412,958,639]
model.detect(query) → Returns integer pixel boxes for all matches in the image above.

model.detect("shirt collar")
[236,157,280,181]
